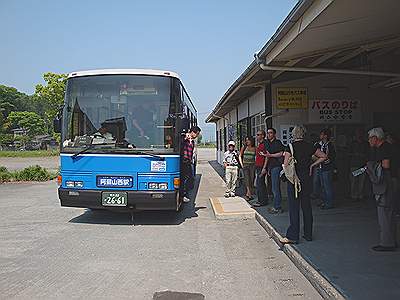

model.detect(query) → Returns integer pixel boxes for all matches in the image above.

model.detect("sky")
[0,0,298,141]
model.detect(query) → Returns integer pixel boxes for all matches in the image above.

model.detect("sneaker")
[268,207,284,214]
[224,193,230,198]
[230,193,235,197]
[183,197,191,203]
[251,201,261,207]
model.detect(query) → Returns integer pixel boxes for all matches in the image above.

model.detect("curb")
[255,212,348,300]
[209,197,255,220]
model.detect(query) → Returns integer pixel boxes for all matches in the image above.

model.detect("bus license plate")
[102,192,127,207]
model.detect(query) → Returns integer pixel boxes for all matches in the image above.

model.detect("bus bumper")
[58,188,179,211]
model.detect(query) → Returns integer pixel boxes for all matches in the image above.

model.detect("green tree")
[197,134,203,144]
[34,72,67,131]
[6,111,46,137]
[0,133,14,146]
[0,85,36,132]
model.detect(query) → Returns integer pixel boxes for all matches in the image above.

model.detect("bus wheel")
[176,192,184,212]
[177,201,184,212]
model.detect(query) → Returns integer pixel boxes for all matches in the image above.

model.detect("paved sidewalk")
[256,198,400,300]
[210,157,400,299]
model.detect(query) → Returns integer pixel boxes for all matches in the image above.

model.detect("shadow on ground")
[69,174,205,226]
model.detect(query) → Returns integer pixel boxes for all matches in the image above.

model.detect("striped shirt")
[183,137,195,162]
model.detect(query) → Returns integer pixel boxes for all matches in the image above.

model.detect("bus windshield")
[61,74,178,154]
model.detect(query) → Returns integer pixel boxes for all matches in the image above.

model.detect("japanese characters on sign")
[97,176,133,188]
[276,87,308,109]
[151,161,167,172]
[308,99,361,123]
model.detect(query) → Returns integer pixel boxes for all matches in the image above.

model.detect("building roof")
[206,0,400,123]
[68,69,180,79]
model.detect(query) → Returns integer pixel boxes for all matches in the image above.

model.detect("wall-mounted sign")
[277,87,308,109]
[280,125,295,146]
[308,99,361,124]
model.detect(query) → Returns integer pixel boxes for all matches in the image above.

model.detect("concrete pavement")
[0,148,321,299]
[0,156,59,172]
[256,201,400,300]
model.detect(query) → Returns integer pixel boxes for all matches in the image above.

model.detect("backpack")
[282,143,301,198]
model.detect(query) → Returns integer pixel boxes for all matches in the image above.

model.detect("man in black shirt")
[366,127,397,252]
[264,128,285,213]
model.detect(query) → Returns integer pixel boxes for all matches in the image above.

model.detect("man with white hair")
[366,127,398,252]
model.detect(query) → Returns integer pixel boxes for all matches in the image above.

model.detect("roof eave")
[206,0,311,123]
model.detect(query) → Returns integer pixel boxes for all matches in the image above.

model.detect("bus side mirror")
[177,116,190,134]
[53,105,64,133]
[53,116,61,133]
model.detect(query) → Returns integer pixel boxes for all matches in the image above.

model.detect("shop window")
[237,118,248,149]
[251,112,266,138]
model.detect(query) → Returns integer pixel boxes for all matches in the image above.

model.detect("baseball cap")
[228,141,235,146]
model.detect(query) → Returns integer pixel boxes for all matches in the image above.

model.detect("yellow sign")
[276,87,308,109]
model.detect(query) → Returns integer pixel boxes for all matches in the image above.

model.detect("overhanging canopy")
[206,0,400,123]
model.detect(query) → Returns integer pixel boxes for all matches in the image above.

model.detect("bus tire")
[176,192,184,212]
[177,201,184,212]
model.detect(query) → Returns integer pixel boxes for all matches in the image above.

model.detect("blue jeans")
[312,169,322,199]
[270,166,282,209]
[315,168,334,208]
[256,167,268,205]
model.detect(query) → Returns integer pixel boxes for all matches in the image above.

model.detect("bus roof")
[67,69,180,79]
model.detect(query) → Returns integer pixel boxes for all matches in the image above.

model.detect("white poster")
[151,161,167,172]
[280,125,295,146]
[309,99,361,123]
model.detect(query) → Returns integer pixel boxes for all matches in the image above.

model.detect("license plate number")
[101,192,127,207]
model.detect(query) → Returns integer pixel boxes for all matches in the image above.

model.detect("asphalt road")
[0,149,321,299]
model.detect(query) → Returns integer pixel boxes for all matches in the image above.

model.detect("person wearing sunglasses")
[252,130,269,207]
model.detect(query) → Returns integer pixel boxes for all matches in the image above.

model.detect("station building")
[206,0,400,196]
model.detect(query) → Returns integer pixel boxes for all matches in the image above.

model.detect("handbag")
[282,143,301,198]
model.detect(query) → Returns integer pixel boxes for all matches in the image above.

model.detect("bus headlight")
[158,183,168,190]
[148,182,168,190]
[74,181,84,188]
[66,180,84,188]
[66,181,75,188]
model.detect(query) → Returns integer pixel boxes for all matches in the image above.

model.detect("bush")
[0,166,12,183]
[14,165,53,181]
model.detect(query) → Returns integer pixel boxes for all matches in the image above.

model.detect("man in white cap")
[223,140,241,197]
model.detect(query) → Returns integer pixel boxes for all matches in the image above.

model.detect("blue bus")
[55,69,197,212]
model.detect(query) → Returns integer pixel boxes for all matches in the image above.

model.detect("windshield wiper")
[72,143,114,159]
[130,150,165,160]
